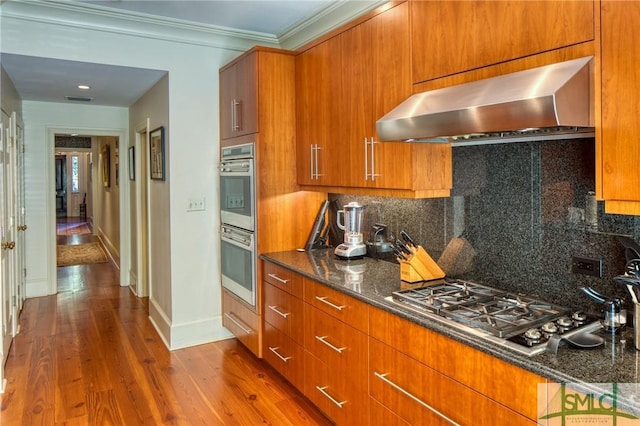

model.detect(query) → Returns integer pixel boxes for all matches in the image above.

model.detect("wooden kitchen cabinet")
[303,281,369,425]
[219,48,328,358]
[219,51,258,140]
[303,277,369,333]
[369,338,537,426]
[263,263,305,390]
[411,0,595,84]
[295,2,452,198]
[598,1,640,214]
[222,288,260,355]
[304,350,370,425]
[369,305,545,423]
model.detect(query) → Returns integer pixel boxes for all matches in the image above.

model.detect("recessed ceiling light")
[70,133,79,136]
[77,85,90,90]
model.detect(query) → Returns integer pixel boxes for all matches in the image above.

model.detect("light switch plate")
[187,198,205,212]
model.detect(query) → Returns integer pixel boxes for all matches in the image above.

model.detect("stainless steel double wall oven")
[219,143,256,307]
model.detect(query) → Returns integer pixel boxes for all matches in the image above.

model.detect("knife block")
[399,245,445,283]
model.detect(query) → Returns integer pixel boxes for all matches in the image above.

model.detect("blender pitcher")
[334,202,367,259]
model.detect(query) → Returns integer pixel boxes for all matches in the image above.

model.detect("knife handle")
[400,230,417,248]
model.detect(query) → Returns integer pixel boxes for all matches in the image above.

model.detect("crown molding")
[0,0,279,52]
[279,0,388,50]
[1,0,388,54]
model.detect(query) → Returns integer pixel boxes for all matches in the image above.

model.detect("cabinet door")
[600,1,640,206]
[222,289,260,356]
[342,2,414,190]
[369,338,538,426]
[304,304,368,388]
[219,64,237,140]
[303,278,368,333]
[264,283,304,344]
[263,322,304,391]
[411,0,595,83]
[296,37,343,186]
[220,54,258,140]
[304,351,369,425]
[235,53,258,137]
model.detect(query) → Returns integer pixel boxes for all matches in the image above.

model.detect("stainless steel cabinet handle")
[364,137,369,181]
[374,372,460,426]
[269,346,292,363]
[370,136,377,181]
[316,386,347,408]
[309,144,318,180]
[267,273,289,284]
[268,305,290,319]
[230,99,236,132]
[224,312,252,334]
[231,99,241,131]
[315,335,346,353]
[315,296,345,311]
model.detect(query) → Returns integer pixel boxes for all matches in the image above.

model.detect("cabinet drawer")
[263,322,304,391]
[369,338,537,426]
[303,278,368,332]
[263,262,303,298]
[222,289,260,357]
[263,283,304,344]
[304,304,367,388]
[369,305,543,421]
[304,351,369,425]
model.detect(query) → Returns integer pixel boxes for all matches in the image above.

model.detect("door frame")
[131,119,151,297]
[46,127,130,294]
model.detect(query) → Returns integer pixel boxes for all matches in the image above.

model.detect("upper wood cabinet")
[599,1,640,214]
[220,52,258,140]
[296,2,452,197]
[411,0,595,84]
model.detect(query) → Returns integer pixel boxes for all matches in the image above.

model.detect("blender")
[334,201,367,259]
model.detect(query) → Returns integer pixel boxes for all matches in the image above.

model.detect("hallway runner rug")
[57,243,108,267]
[56,222,92,235]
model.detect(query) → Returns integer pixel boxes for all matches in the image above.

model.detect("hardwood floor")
[1,230,331,425]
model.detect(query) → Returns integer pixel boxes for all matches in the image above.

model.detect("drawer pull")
[224,312,253,335]
[315,296,345,311]
[268,273,290,284]
[315,335,346,353]
[268,305,290,318]
[268,346,292,363]
[315,386,347,408]
[374,372,460,426]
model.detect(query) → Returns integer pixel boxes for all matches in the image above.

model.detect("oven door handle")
[221,233,253,249]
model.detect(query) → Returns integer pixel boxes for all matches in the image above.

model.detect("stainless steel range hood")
[376,56,594,146]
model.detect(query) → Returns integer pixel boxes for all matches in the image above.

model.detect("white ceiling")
[1,0,380,107]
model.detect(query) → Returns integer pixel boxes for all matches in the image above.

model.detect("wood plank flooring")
[1,232,331,425]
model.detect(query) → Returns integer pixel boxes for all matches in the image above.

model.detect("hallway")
[0,229,329,424]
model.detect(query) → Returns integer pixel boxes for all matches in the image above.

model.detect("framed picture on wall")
[102,144,110,187]
[128,146,135,181]
[150,126,165,181]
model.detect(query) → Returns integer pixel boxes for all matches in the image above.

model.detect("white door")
[15,120,26,313]
[0,109,16,382]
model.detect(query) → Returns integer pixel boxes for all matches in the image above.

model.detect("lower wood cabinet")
[369,338,537,426]
[303,304,368,387]
[222,288,260,356]
[263,322,305,391]
[304,350,369,425]
[260,261,544,424]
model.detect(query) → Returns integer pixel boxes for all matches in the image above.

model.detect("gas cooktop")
[389,280,603,356]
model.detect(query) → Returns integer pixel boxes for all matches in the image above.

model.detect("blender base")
[334,243,367,259]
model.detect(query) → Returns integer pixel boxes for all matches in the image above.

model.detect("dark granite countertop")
[261,249,640,414]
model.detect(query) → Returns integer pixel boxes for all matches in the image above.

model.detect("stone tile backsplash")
[331,138,640,315]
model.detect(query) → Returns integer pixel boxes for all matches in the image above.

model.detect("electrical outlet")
[571,256,603,278]
[187,198,206,212]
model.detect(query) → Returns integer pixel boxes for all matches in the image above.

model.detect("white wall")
[1,4,247,347]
